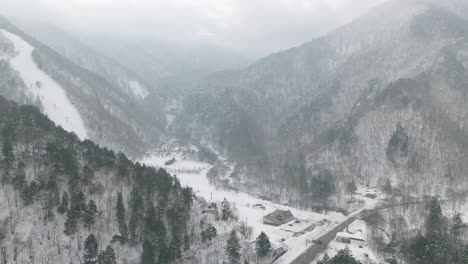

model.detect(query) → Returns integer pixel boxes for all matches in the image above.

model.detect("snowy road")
[291,200,432,264]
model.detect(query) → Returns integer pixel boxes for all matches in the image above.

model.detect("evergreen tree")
[2,139,15,183]
[64,191,85,235]
[141,240,155,264]
[116,192,128,240]
[330,248,361,264]
[98,245,117,264]
[57,191,69,214]
[181,187,193,207]
[346,180,357,197]
[20,181,38,206]
[84,234,99,264]
[460,245,468,264]
[129,188,144,244]
[173,175,181,190]
[383,179,393,195]
[13,161,26,191]
[425,197,444,238]
[84,199,98,229]
[82,165,94,186]
[201,224,217,242]
[221,198,231,221]
[226,230,241,264]
[255,232,271,257]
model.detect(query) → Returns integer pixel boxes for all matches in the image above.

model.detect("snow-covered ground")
[311,220,382,264]
[129,80,148,99]
[141,147,349,263]
[1,29,87,139]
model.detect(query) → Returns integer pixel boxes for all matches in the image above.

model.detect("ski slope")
[1,29,87,139]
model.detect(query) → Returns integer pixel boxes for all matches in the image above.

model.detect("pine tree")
[116,192,128,240]
[84,200,98,229]
[141,240,155,264]
[181,187,193,207]
[84,234,99,264]
[255,232,271,257]
[20,181,38,206]
[64,191,85,235]
[460,245,468,264]
[98,245,117,264]
[13,161,26,191]
[330,248,361,264]
[2,139,15,183]
[57,191,69,214]
[426,197,444,238]
[346,180,357,197]
[383,179,393,195]
[201,224,217,242]
[221,198,231,221]
[129,188,144,244]
[226,230,241,264]
[82,165,94,186]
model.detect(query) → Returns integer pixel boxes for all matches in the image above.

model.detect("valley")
[141,147,385,263]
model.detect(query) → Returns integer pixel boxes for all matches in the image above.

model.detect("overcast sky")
[3,0,388,58]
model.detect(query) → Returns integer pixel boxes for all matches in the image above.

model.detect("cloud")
[1,0,388,57]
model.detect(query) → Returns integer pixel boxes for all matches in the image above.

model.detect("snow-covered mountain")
[172,0,468,201]
[0,17,165,157]
[13,21,152,101]
[82,34,250,98]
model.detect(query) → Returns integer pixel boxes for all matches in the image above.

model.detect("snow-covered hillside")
[1,29,87,139]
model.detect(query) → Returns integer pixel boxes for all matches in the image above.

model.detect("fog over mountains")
[1,0,468,263]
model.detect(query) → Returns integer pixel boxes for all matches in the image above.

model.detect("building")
[336,232,366,246]
[263,210,295,226]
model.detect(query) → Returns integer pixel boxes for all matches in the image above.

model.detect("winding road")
[289,200,431,264]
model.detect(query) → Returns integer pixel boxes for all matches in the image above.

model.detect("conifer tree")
[221,198,231,221]
[57,191,69,214]
[84,234,99,264]
[116,192,128,240]
[2,139,15,183]
[84,199,98,229]
[226,230,241,264]
[98,245,117,264]
[255,232,271,257]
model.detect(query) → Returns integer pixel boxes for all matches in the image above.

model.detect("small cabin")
[263,210,295,226]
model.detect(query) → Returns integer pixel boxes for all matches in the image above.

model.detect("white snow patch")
[129,80,148,99]
[1,29,87,139]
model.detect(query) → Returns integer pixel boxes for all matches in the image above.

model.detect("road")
[288,200,431,264]
[288,214,359,264]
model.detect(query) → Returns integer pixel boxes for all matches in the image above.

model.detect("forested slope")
[0,96,196,263]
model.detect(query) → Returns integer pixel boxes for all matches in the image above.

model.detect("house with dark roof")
[263,210,295,226]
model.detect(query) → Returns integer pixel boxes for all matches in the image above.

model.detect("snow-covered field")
[0,29,87,139]
[141,148,349,263]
